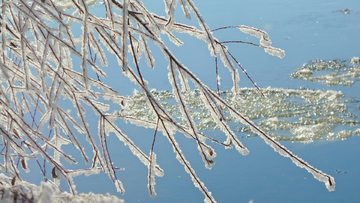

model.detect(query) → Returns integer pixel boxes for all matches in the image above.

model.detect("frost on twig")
[0,0,334,202]
[238,25,285,58]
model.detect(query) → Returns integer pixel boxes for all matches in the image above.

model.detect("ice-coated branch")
[205,86,336,191]
[186,0,216,56]
[0,0,335,202]
[122,0,128,72]
[118,0,334,193]
[168,59,216,169]
[147,118,159,198]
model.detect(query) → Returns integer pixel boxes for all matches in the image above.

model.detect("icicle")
[0,61,10,80]
[264,47,285,58]
[106,116,164,176]
[238,26,271,46]
[0,125,26,155]
[132,0,162,37]
[130,34,143,62]
[248,124,336,191]
[140,35,155,69]
[164,0,177,29]
[196,86,249,155]
[178,65,190,92]
[216,43,241,103]
[160,124,216,203]
[168,60,215,169]
[238,25,285,58]
[122,0,129,73]
[4,140,10,173]
[180,0,191,20]
[84,99,110,115]
[97,26,124,68]
[1,3,7,65]
[219,95,336,191]
[63,46,74,70]
[68,167,102,178]
[35,0,69,29]
[186,0,216,56]
[20,34,31,90]
[104,0,115,30]
[81,0,89,90]
[148,152,158,198]
[89,32,108,67]
[114,179,125,194]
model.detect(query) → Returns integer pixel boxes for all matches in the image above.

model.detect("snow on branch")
[0,0,334,202]
[238,25,285,58]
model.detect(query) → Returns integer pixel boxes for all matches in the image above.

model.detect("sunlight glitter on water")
[117,84,359,142]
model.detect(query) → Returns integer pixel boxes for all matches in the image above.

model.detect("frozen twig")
[0,0,334,202]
